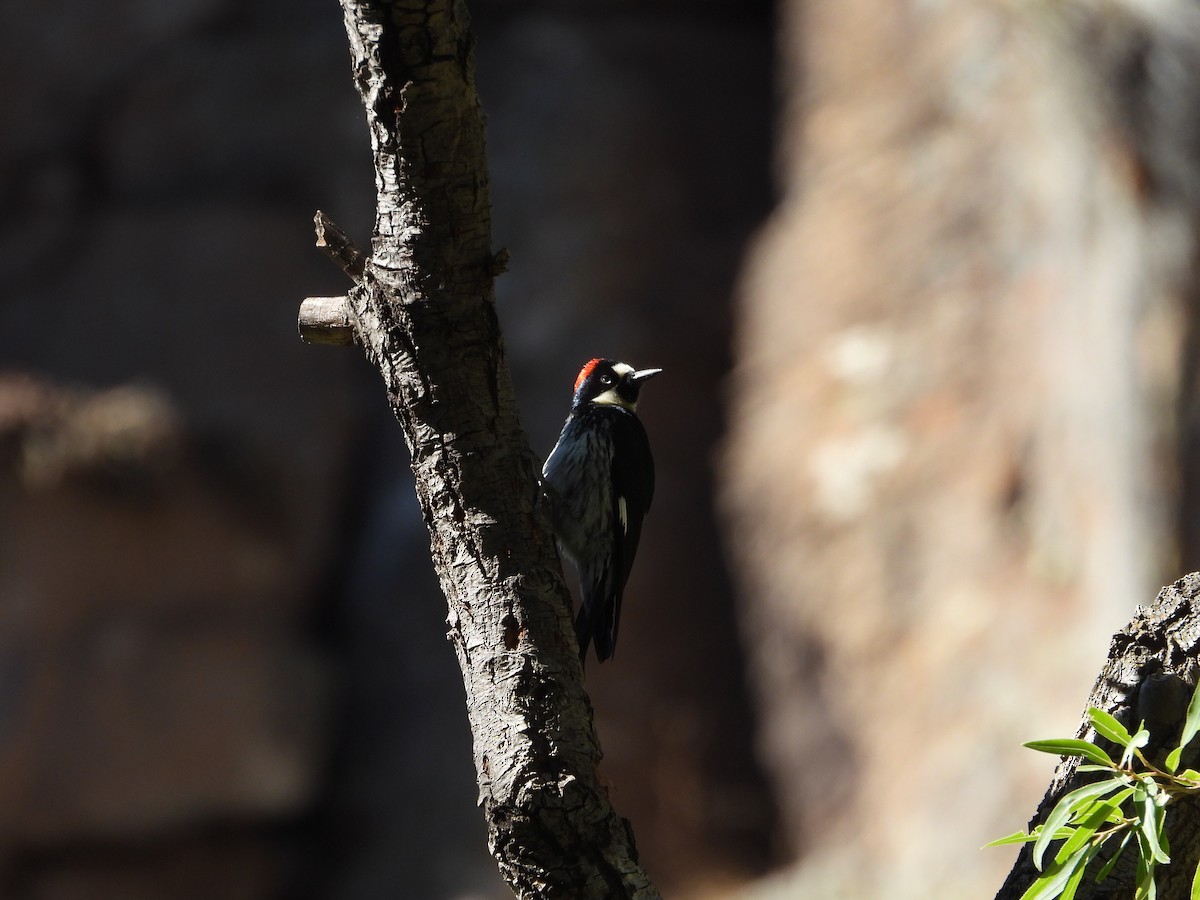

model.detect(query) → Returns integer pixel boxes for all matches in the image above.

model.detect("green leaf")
[1060,846,1102,900]
[1059,860,1087,900]
[1089,708,1133,746]
[1025,739,1117,768]
[1137,854,1156,897]
[1089,786,1135,827]
[1141,796,1170,864]
[1055,798,1119,864]
[1077,764,1133,777]
[1021,844,1093,900]
[1180,679,1200,752]
[1034,779,1125,870]
[1124,723,1150,767]
[1190,858,1200,900]
[986,830,1038,848]
[1135,834,1158,900]
[1167,746,1182,774]
[1094,830,1132,883]
[1034,825,1074,874]
[1181,769,1200,783]
[985,828,1075,849]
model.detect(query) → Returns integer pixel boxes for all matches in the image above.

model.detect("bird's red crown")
[573,358,605,395]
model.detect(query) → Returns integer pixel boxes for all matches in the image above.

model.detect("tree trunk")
[996,573,1200,899]
[720,2,1200,895]
[303,1,660,896]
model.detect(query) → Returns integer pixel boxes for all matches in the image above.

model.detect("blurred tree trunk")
[721,1,1200,896]
[323,0,658,896]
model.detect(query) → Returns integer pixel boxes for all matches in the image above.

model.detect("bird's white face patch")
[590,363,638,410]
[617,496,628,533]
[590,387,633,409]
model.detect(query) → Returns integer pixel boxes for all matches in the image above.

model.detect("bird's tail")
[576,592,616,666]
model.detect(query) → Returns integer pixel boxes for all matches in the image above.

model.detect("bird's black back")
[584,405,654,661]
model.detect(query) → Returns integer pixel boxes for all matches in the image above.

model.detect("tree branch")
[297,296,354,345]
[301,0,660,896]
[996,573,1200,899]
[314,208,367,282]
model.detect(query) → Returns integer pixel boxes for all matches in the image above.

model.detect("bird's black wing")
[593,408,655,660]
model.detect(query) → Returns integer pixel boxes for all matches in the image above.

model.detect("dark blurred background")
[4,0,1200,898]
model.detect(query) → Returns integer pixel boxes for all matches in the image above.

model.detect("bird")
[542,358,661,665]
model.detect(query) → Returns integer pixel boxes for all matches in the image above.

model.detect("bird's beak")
[630,367,663,383]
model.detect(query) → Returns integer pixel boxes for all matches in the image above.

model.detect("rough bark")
[996,573,1200,899]
[310,1,660,897]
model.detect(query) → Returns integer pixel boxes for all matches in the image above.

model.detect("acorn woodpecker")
[542,358,661,665]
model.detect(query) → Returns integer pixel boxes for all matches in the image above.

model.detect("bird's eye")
[600,374,614,386]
